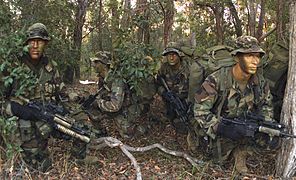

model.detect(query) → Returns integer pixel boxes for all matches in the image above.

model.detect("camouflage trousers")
[114,103,150,138]
[12,115,89,172]
[13,119,52,172]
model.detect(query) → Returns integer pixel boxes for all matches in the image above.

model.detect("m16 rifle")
[80,83,105,110]
[217,112,296,141]
[11,101,97,143]
[159,76,192,134]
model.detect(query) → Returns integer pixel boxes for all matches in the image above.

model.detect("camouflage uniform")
[3,23,86,172]
[192,36,274,173]
[95,58,156,138]
[157,43,191,133]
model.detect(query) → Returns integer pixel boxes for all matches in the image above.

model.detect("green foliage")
[0,116,21,158]
[0,29,37,96]
[110,41,161,96]
[0,21,35,159]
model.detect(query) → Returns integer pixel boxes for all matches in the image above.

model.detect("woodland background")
[0,0,295,179]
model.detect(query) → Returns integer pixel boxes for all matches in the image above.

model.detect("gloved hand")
[216,120,247,140]
[10,101,36,120]
[161,91,174,103]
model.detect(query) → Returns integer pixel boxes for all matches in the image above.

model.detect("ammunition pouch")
[19,119,34,142]
[35,121,52,140]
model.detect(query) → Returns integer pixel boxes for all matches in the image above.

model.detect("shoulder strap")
[216,67,232,119]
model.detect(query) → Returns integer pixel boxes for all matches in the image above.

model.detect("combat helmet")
[162,41,185,57]
[26,23,50,42]
[231,36,265,56]
[91,51,112,66]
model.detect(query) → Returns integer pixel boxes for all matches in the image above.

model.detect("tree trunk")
[211,5,224,44]
[276,0,284,42]
[73,0,88,81]
[248,0,256,36]
[256,0,265,39]
[227,0,242,37]
[193,2,225,44]
[163,0,174,47]
[110,0,119,35]
[97,0,103,50]
[275,1,296,178]
[136,0,150,44]
[276,0,289,42]
[121,0,131,30]
[143,6,150,44]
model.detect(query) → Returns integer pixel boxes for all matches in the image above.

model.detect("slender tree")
[256,0,265,39]
[276,1,296,178]
[157,0,174,47]
[121,0,132,30]
[73,0,88,80]
[248,0,256,36]
[227,0,242,37]
[136,0,150,44]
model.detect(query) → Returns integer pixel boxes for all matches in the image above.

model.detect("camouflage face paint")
[28,38,47,61]
[238,53,261,74]
[166,52,181,66]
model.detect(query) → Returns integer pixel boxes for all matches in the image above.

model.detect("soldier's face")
[95,63,108,77]
[28,38,47,61]
[166,52,180,66]
[238,53,261,74]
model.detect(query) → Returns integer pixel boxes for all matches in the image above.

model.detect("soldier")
[93,56,156,139]
[192,36,274,173]
[157,42,192,134]
[2,23,89,172]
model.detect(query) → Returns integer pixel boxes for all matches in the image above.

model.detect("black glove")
[216,120,247,141]
[10,101,37,120]
[162,91,174,103]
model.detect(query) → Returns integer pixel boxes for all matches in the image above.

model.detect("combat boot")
[233,147,248,174]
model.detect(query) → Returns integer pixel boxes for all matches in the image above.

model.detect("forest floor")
[0,81,282,179]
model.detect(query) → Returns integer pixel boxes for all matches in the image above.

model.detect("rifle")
[159,76,192,133]
[12,101,93,143]
[81,87,103,110]
[218,112,296,141]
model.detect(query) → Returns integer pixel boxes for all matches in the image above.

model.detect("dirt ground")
[0,82,284,179]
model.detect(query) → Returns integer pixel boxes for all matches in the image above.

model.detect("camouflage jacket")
[7,52,61,104]
[157,60,190,100]
[96,77,125,113]
[96,74,156,115]
[193,66,273,139]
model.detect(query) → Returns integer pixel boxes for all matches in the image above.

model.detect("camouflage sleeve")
[156,64,166,95]
[193,75,220,139]
[97,79,124,112]
[260,81,274,121]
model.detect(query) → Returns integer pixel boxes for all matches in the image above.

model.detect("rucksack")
[263,42,289,95]
[263,42,289,121]
[188,45,235,102]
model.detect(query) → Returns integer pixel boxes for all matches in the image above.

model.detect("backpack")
[188,45,235,102]
[263,42,289,121]
[263,42,289,95]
